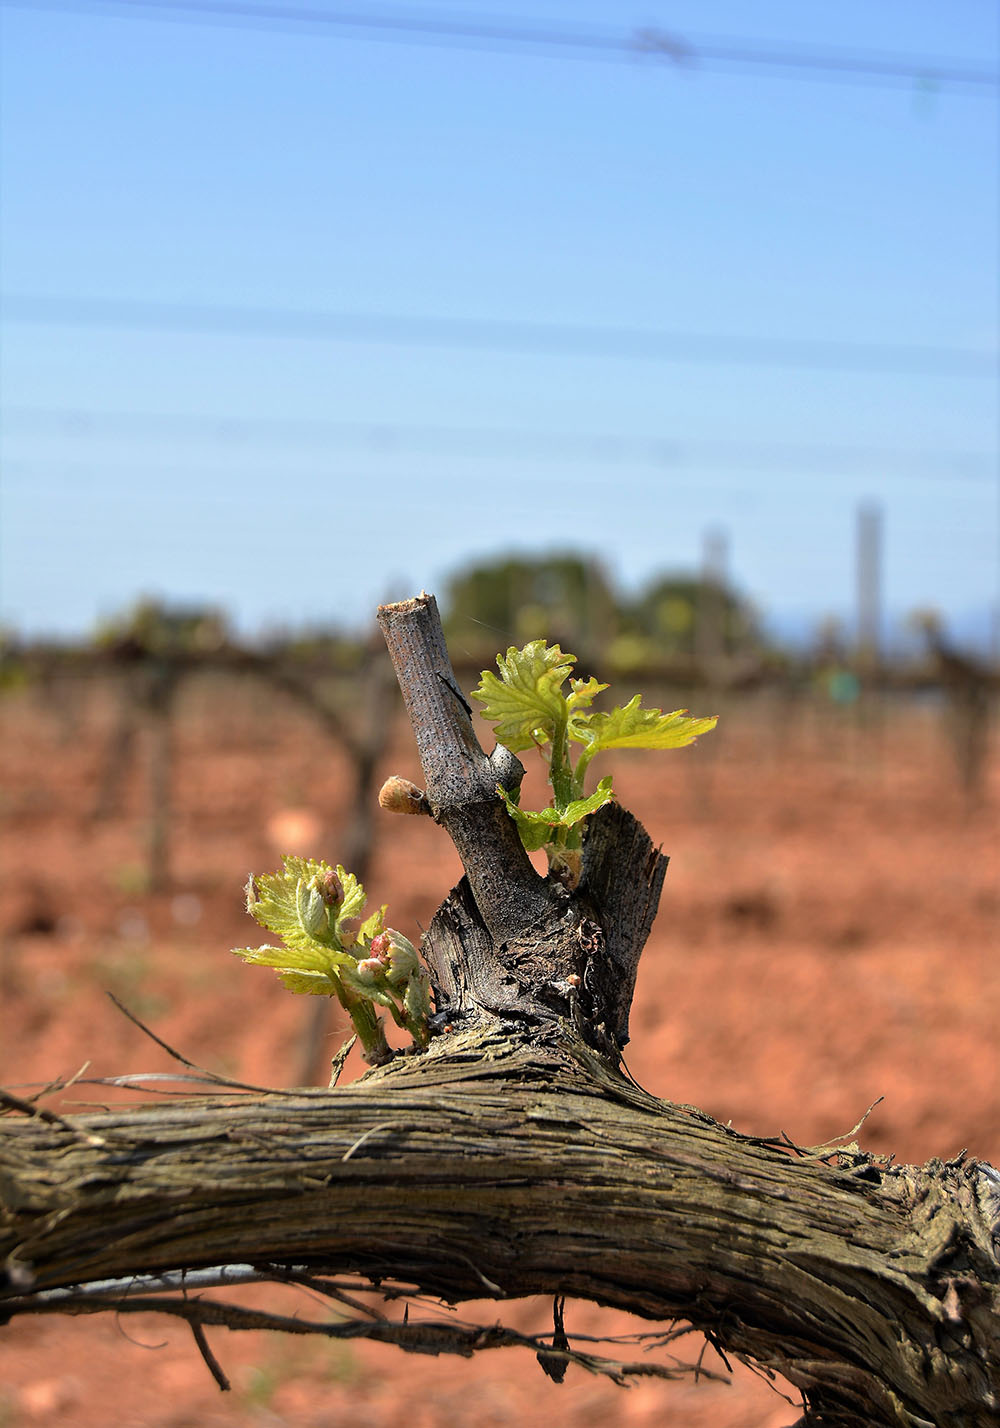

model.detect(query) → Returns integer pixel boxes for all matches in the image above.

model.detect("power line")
[4,294,996,378]
[3,404,996,480]
[3,0,997,92]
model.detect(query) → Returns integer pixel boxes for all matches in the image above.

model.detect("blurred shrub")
[443,553,617,668]
[443,553,766,675]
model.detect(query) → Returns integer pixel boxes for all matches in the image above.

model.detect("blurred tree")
[90,599,233,890]
[910,609,996,803]
[614,573,764,672]
[442,553,617,666]
[95,596,230,657]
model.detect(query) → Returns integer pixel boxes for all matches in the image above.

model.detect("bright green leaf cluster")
[472,642,608,753]
[473,641,717,882]
[233,856,431,1064]
[498,777,614,853]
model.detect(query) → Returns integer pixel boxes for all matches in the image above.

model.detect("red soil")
[1,676,997,1427]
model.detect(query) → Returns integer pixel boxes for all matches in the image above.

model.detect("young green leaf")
[404,973,432,1044]
[475,641,716,879]
[556,776,616,824]
[566,675,609,712]
[359,905,388,943]
[234,855,432,1063]
[574,696,718,776]
[232,942,346,976]
[275,969,341,996]
[496,790,561,851]
[471,641,576,751]
[497,776,615,851]
[337,867,368,924]
[246,857,336,950]
[339,961,399,1010]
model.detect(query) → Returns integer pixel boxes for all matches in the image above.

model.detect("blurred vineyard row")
[2,551,995,683]
[2,552,996,909]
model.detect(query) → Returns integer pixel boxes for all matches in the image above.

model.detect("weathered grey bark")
[376,594,664,1056]
[2,593,999,1428]
[2,1032,999,1425]
[377,593,557,948]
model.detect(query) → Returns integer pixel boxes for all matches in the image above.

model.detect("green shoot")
[233,856,431,1064]
[472,641,717,883]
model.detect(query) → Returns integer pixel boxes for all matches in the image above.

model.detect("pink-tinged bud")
[567,973,581,988]
[378,776,431,816]
[338,916,362,949]
[354,958,383,982]
[314,869,343,907]
[368,932,391,961]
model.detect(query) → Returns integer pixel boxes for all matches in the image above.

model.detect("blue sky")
[1,0,997,646]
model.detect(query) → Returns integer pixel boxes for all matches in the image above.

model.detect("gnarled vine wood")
[2,592,998,1427]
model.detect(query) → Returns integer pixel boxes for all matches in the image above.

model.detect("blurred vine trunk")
[90,651,182,891]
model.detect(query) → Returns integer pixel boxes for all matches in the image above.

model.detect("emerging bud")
[383,929,420,984]
[378,776,431,816]
[354,957,383,982]
[404,970,432,1039]
[296,880,327,936]
[313,868,344,907]
[547,848,582,890]
[368,932,391,962]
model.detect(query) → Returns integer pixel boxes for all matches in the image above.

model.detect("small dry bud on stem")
[378,776,432,816]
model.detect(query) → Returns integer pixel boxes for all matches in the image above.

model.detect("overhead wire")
[4,1,997,582]
[3,405,995,482]
[3,294,996,378]
[2,0,997,92]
